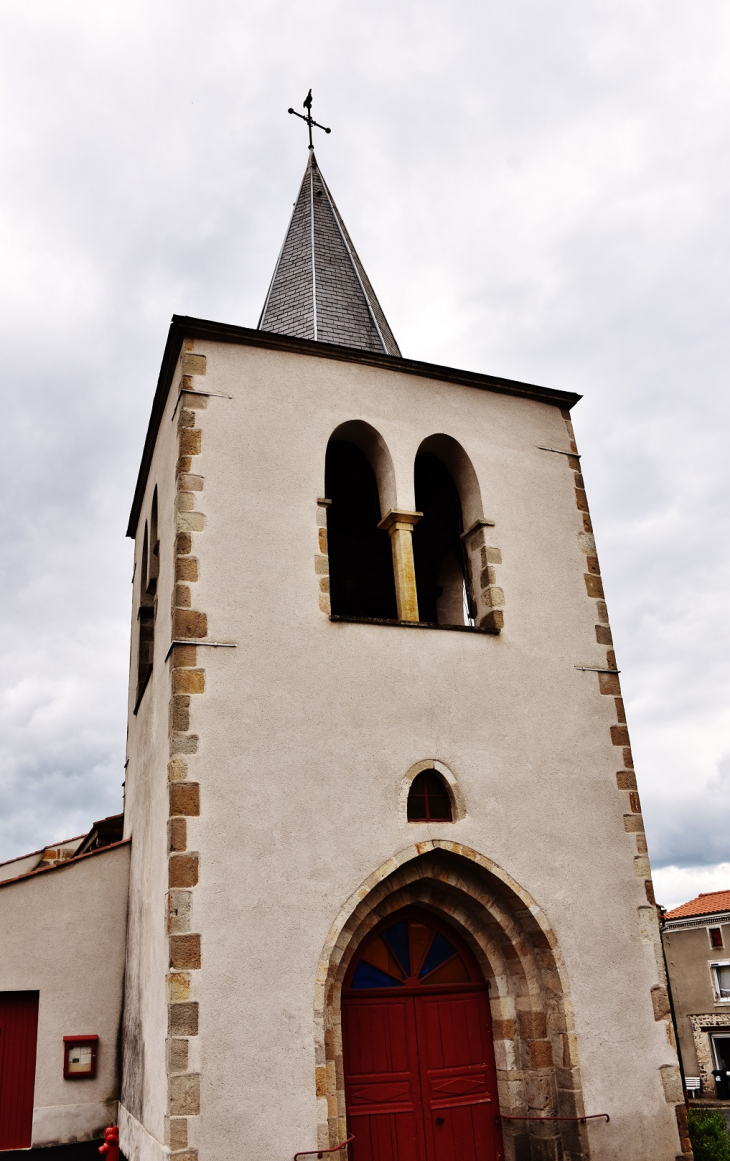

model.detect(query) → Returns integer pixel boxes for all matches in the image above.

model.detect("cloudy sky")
[1,0,728,909]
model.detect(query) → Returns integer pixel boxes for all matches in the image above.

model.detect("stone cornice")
[663,913,730,932]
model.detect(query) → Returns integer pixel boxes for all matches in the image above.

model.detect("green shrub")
[688,1108,730,1161]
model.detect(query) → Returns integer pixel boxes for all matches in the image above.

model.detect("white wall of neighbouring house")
[0,850,45,881]
[0,842,130,1147]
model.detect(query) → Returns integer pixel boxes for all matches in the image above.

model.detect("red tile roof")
[665,890,730,919]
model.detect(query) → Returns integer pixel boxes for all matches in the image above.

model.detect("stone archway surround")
[314,841,590,1161]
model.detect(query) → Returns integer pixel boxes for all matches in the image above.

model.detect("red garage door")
[343,911,503,1161]
[0,992,39,1150]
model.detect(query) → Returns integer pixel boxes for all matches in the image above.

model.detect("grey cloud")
[1,0,729,887]
[645,756,730,868]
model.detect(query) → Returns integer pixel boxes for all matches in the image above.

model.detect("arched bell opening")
[413,435,486,627]
[413,451,472,626]
[417,434,484,534]
[325,422,397,619]
[315,846,590,1161]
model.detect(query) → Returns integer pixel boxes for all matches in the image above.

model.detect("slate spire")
[258,152,401,357]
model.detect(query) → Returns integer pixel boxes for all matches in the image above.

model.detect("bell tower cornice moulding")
[126,316,580,539]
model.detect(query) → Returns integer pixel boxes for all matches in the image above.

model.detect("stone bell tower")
[119,136,690,1161]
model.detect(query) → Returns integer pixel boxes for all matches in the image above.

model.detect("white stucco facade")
[119,327,687,1161]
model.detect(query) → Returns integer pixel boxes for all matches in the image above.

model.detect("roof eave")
[126,315,582,538]
[663,911,730,929]
[0,839,131,891]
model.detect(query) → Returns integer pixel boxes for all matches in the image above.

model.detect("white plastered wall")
[0,843,130,1146]
[152,340,682,1161]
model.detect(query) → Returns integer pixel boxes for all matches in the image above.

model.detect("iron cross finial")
[288,89,331,150]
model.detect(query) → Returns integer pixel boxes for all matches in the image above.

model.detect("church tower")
[120,129,690,1161]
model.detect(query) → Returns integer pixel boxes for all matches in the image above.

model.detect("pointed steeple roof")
[258,153,401,357]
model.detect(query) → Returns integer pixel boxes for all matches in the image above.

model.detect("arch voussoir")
[314,843,590,1161]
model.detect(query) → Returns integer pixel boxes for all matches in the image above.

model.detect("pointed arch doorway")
[342,908,504,1161]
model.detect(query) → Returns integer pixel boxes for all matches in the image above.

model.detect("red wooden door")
[0,991,39,1150]
[342,996,425,1161]
[417,991,501,1161]
[343,911,503,1161]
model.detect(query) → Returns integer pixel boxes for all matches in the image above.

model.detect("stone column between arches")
[315,842,590,1161]
[377,509,422,622]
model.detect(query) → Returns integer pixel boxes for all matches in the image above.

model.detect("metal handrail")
[294,1134,355,1159]
[497,1113,610,1124]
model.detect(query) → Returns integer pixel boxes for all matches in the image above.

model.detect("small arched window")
[325,439,397,619]
[407,769,453,822]
[412,451,473,626]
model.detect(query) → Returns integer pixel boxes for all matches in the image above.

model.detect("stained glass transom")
[350,917,471,989]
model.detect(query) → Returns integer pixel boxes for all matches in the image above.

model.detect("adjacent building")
[663,890,730,1097]
[0,818,129,1151]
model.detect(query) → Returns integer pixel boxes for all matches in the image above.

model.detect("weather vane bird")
[288,88,331,150]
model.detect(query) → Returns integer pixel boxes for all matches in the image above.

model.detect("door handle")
[435,1116,445,1125]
